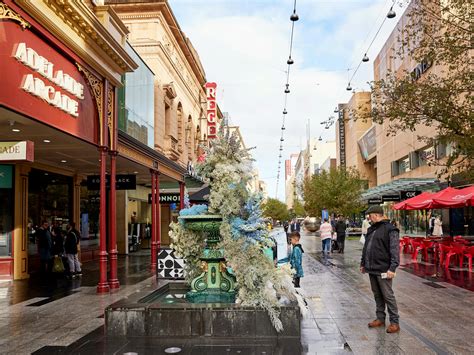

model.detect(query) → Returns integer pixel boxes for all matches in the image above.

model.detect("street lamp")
[387,7,396,19]
[362,54,369,62]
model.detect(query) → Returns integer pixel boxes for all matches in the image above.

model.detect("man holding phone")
[360,205,400,333]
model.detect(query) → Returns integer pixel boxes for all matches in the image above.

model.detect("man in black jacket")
[360,205,400,334]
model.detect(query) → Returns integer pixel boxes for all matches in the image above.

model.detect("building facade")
[0,0,137,283]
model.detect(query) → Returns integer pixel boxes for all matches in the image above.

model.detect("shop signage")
[357,126,376,161]
[411,59,433,81]
[382,194,401,202]
[368,198,382,205]
[419,146,435,162]
[338,104,346,168]
[0,141,34,162]
[205,82,217,139]
[148,193,181,204]
[400,190,422,200]
[0,165,13,189]
[86,174,136,190]
[14,43,84,117]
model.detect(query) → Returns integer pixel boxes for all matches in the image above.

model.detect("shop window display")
[0,165,14,257]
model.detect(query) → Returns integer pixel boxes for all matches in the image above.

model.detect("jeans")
[66,254,82,274]
[369,274,399,324]
[322,238,331,254]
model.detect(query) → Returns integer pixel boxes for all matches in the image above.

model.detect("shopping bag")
[52,256,65,273]
[359,234,366,245]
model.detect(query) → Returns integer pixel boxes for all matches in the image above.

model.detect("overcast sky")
[170,0,408,201]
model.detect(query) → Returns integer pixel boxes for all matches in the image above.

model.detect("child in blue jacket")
[289,231,304,287]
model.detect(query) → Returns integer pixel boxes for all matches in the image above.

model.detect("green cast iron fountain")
[179,214,236,303]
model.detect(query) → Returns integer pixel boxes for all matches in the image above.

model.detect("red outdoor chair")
[410,239,424,261]
[454,236,470,245]
[400,237,412,253]
[421,240,437,262]
[444,243,466,269]
[463,246,474,272]
[437,242,452,265]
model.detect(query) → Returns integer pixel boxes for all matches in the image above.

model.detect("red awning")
[431,186,474,208]
[392,191,433,210]
[405,187,457,210]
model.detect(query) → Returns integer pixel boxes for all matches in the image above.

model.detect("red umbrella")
[405,187,457,210]
[393,191,433,210]
[432,185,474,208]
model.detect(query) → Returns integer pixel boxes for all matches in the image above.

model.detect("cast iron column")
[179,180,185,210]
[156,172,161,254]
[108,151,120,289]
[97,147,110,293]
[150,170,157,271]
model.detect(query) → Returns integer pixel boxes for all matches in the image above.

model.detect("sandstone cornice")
[15,0,138,77]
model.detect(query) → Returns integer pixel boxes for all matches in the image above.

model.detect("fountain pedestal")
[179,215,236,303]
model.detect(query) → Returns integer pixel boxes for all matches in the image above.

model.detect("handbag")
[359,234,366,244]
[52,255,65,273]
[331,232,337,240]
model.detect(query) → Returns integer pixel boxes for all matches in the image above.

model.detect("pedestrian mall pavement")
[0,233,473,354]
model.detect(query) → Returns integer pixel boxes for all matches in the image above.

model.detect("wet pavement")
[1,231,474,354]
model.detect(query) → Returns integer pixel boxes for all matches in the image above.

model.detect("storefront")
[0,0,137,285]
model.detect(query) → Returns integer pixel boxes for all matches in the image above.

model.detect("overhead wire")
[275,0,299,198]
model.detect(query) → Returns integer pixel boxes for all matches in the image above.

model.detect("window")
[0,165,13,257]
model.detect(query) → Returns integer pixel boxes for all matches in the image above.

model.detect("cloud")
[170,0,408,202]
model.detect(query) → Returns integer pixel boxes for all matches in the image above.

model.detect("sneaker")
[75,272,82,277]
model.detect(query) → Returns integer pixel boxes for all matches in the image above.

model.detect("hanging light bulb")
[284,84,290,94]
[281,126,286,130]
[287,57,294,65]
[290,10,299,21]
[387,7,396,19]
[279,147,283,151]
[346,83,352,91]
[334,107,338,113]
[313,146,317,151]
[362,54,369,62]
[318,136,322,141]
[283,109,287,114]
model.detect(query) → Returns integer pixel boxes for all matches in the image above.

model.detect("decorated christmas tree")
[170,126,304,331]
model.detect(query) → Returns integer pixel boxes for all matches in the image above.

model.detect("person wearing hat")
[360,205,400,334]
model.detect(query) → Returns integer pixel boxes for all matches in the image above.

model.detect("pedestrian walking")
[290,219,301,233]
[428,214,435,235]
[335,215,346,253]
[319,218,332,256]
[433,216,443,237]
[36,221,52,275]
[360,205,400,334]
[64,222,82,278]
[289,231,304,288]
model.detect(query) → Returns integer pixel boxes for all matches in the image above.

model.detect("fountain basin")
[105,282,301,339]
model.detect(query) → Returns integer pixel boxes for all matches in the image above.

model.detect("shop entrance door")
[28,169,72,273]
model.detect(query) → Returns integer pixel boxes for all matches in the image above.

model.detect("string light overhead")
[345,0,399,91]
[275,1,299,198]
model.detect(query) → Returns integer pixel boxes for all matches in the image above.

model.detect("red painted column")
[97,147,110,293]
[179,181,185,210]
[150,170,157,271]
[108,151,120,289]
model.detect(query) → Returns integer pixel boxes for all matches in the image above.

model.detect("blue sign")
[322,209,329,220]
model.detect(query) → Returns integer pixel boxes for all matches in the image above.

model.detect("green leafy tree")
[290,200,306,218]
[303,167,366,216]
[360,0,473,177]
[262,198,290,222]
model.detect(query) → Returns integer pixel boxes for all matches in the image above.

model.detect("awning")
[361,178,440,201]
[405,187,456,210]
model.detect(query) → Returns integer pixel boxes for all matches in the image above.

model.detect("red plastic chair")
[436,242,451,265]
[410,239,424,261]
[400,237,412,253]
[464,246,474,271]
[445,243,466,268]
[421,240,436,262]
